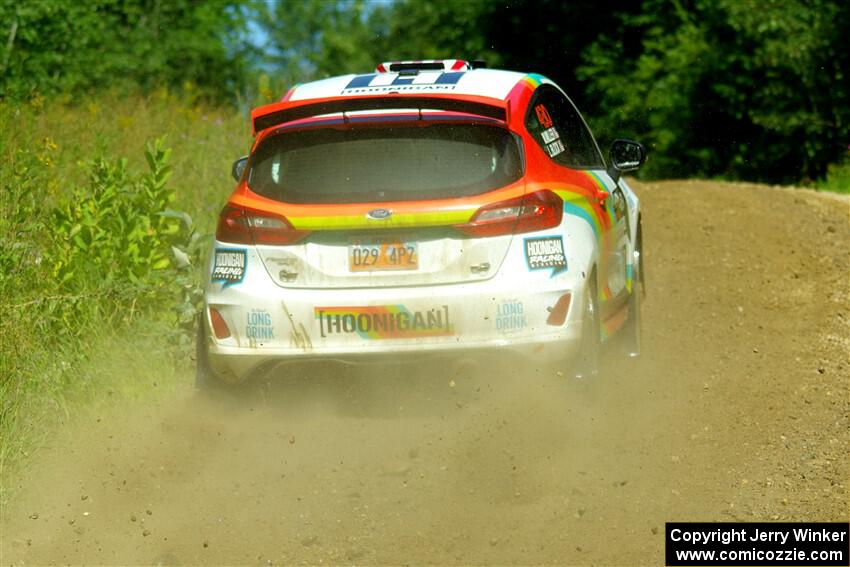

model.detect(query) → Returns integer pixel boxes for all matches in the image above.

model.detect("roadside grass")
[0,90,252,505]
[4,87,252,226]
[815,161,850,195]
[0,320,191,503]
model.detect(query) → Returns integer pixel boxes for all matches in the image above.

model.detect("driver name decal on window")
[546,139,565,157]
[540,125,564,157]
[541,127,560,144]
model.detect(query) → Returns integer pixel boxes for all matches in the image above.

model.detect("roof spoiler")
[251,94,510,135]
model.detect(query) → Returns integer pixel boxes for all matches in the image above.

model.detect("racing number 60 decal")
[535,104,553,128]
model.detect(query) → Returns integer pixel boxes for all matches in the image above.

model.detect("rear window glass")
[248,123,523,204]
[525,85,604,169]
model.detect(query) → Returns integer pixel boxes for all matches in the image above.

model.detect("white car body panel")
[204,209,602,381]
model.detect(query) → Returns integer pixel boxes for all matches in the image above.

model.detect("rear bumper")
[204,278,588,383]
[208,326,582,382]
[202,232,595,382]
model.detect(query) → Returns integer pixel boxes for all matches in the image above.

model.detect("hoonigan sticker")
[343,71,464,94]
[524,236,567,277]
[315,305,453,339]
[212,248,246,287]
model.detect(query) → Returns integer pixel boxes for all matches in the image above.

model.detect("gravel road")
[2,180,848,565]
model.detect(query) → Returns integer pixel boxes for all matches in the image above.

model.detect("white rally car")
[197,59,646,388]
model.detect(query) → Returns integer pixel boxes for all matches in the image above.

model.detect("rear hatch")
[243,117,526,289]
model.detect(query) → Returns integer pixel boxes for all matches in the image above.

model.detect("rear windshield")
[248,123,523,204]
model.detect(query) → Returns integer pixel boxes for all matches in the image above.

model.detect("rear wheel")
[195,314,230,392]
[620,221,644,358]
[573,274,600,380]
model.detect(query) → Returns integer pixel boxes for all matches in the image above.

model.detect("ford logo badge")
[367,208,392,220]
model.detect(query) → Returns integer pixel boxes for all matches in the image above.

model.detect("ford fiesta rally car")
[197,59,646,388]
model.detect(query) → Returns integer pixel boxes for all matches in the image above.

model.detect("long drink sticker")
[524,236,567,277]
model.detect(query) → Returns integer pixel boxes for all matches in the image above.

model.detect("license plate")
[349,238,418,272]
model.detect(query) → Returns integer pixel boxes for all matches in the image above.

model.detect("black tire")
[195,314,229,392]
[619,220,644,358]
[573,272,600,380]
[620,284,642,358]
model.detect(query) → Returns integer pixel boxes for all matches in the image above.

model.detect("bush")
[0,91,249,495]
[816,160,850,194]
[576,0,850,184]
[48,139,203,333]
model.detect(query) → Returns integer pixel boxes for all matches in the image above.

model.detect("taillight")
[216,205,309,245]
[546,293,572,326]
[209,307,231,339]
[455,190,563,237]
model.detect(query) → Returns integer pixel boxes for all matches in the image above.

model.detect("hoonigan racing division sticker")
[524,236,567,277]
[315,305,453,339]
[212,248,246,287]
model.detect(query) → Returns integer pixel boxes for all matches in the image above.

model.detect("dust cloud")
[2,181,848,565]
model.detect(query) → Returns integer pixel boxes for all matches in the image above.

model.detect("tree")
[578,0,850,183]
[253,0,386,90]
[0,0,248,101]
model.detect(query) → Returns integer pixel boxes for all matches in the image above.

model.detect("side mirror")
[608,139,646,182]
[231,156,249,182]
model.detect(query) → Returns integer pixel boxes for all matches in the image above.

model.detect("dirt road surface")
[2,180,848,565]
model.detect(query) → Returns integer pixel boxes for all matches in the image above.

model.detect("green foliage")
[578,0,850,184]
[816,156,850,194]
[0,92,250,487]
[52,140,178,288]
[254,0,386,89]
[0,0,248,101]
[0,137,195,490]
[366,0,498,68]
[1,134,196,368]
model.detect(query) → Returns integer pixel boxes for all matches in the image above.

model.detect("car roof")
[286,68,530,103]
